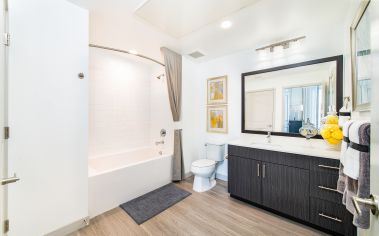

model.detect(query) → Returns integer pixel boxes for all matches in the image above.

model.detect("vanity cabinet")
[228,145,356,236]
[261,162,310,220]
[228,155,261,203]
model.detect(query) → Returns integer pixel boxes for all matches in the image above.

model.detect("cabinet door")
[228,156,261,203]
[262,162,309,220]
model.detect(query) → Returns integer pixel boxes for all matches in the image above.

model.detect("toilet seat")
[192,159,215,168]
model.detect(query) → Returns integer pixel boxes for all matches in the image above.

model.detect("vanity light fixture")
[256,36,306,53]
[220,20,232,29]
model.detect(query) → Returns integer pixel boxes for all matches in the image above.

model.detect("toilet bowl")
[191,142,225,192]
[191,159,216,192]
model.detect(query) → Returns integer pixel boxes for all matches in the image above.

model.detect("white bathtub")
[88,147,172,217]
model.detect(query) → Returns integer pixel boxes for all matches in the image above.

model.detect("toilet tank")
[206,142,225,162]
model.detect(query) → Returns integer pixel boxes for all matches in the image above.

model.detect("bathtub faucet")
[155,140,164,145]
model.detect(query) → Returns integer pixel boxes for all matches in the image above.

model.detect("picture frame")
[207,76,228,104]
[351,0,371,111]
[207,105,228,133]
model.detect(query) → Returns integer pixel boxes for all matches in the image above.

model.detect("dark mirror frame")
[241,55,343,139]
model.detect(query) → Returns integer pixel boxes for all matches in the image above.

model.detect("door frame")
[0,0,9,234]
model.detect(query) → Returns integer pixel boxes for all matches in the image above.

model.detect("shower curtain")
[161,47,184,181]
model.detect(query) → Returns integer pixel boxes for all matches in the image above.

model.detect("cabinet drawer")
[310,198,355,236]
[263,151,309,169]
[228,145,309,169]
[228,145,251,159]
[310,157,340,174]
[310,171,342,203]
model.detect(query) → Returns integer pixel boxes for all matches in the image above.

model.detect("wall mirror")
[242,56,343,138]
[351,0,372,111]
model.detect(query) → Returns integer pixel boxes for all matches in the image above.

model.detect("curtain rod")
[89,44,165,67]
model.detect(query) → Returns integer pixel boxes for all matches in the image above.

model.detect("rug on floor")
[120,183,191,224]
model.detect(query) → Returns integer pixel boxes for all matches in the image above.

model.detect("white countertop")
[228,134,341,160]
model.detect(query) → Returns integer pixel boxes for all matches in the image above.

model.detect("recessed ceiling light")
[220,20,232,29]
[128,49,138,55]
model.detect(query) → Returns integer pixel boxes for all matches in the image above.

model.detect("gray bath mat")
[120,183,191,224]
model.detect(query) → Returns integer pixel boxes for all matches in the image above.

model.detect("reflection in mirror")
[351,0,372,110]
[243,60,339,136]
[245,89,275,130]
[284,85,322,133]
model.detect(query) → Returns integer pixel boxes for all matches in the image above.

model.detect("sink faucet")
[155,140,164,145]
[266,131,272,143]
[266,125,272,143]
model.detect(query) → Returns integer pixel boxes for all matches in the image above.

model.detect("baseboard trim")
[45,216,90,236]
[216,173,227,181]
[184,172,193,179]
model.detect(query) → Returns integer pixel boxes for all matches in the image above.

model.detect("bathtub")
[88,147,172,217]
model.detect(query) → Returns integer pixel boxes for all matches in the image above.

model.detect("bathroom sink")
[250,142,282,148]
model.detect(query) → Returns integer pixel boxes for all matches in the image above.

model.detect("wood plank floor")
[75,179,329,236]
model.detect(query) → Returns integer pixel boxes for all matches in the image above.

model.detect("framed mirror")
[242,56,343,138]
[351,0,371,111]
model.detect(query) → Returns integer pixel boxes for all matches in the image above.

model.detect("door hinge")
[4,127,9,139]
[3,33,10,46]
[3,219,9,233]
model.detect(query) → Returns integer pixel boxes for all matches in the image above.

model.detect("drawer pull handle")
[318,164,339,170]
[262,164,266,178]
[318,213,343,223]
[318,185,339,193]
[257,163,260,177]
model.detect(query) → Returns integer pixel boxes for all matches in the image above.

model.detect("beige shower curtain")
[160,47,184,181]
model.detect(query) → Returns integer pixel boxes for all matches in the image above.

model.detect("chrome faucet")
[266,125,272,143]
[266,132,272,143]
[155,140,164,145]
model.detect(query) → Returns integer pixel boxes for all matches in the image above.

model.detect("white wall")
[150,64,175,154]
[183,0,368,179]
[89,48,153,158]
[149,58,200,175]
[88,7,180,67]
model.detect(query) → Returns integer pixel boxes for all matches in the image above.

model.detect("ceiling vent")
[188,51,205,59]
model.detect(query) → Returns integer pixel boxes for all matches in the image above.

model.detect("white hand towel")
[340,120,354,165]
[343,121,369,179]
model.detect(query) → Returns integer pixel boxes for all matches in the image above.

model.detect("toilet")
[191,142,225,192]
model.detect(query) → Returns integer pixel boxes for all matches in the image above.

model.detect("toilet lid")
[192,159,216,167]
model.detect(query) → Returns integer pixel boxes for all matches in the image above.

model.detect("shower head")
[156,74,165,79]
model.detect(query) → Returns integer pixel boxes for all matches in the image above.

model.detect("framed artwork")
[351,0,371,111]
[207,105,228,133]
[207,76,227,104]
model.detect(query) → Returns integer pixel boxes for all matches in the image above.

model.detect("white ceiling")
[69,0,355,62]
[134,0,259,38]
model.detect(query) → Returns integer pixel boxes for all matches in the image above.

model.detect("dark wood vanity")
[228,144,356,236]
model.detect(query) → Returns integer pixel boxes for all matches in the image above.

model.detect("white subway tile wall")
[89,49,153,158]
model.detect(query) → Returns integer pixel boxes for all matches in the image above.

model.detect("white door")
[365,0,379,235]
[357,1,379,235]
[6,0,89,235]
[245,89,275,130]
[0,0,8,234]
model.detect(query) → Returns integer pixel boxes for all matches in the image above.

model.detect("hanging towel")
[341,123,370,229]
[340,120,354,165]
[337,120,354,193]
[343,121,368,179]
